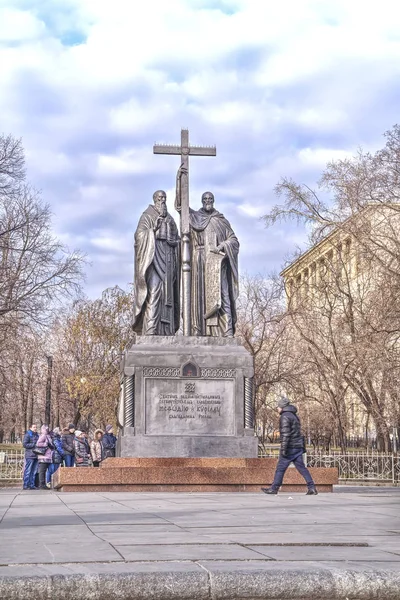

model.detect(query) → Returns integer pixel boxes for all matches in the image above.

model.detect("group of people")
[22,423,117,490]
[22,397,317,495]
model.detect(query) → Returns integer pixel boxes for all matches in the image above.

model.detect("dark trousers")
[271,450,315,490]
[64,454,74,467]
[47,463,60,484]
[23,458,38,489]
[38,462,50,488]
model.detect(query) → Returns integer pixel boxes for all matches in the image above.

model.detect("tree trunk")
[374,415,391,452]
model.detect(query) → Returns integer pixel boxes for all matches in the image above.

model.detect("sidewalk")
[0,487,399,599]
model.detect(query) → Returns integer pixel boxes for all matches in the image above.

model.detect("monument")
[53,129,338,490]
[117,129,258,457]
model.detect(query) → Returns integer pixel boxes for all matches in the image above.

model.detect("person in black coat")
[262,397,318,495]
[103,425,117,458]
[22,424,39,489]
[62,424,75,467]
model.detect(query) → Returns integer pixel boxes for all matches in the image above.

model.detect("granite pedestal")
[118,336,258,458]
[53,457,338,492]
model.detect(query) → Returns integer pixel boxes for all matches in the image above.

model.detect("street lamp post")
[45,355,53,425]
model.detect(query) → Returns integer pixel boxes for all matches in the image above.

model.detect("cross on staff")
[153,129,216,336]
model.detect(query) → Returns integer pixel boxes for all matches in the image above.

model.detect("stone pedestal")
[117,336,258,458]
[53,458,338,492]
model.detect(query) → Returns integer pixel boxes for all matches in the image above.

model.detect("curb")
[0,564,400,600]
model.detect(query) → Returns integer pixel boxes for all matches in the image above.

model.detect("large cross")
[154,129,216,336]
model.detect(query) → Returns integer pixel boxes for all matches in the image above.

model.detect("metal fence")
[1,447,399,484]
[306,451,400,484]
[258,447,400,484]
[0,448,25,482]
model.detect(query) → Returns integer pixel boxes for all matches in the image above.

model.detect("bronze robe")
[189,208,239,337]
[132,205,180,335]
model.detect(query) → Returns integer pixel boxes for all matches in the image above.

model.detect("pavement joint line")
[194,560,213,596]
[235,542,272,559]
[0,494,17,526]
[56,492,127,561]
[94,493,190,531]
[87,542,371,547]
[0,558,399,566]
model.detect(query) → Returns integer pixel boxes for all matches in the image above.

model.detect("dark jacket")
[82,436,90,457]
[22,429,39,459]
[279,405,305,457]
[61,430,75,455]
[73,436,90,467]
[103,432,117,457]
[52,434,65,464]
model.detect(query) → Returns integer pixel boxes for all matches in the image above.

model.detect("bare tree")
[0,134,25,195]
[236,274,304,448]
[0,134,84,439]
[0,135,84,331]
[262,125,400,450]
[55,287,133,430]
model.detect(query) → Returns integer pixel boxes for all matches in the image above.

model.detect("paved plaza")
[0,487,399,599]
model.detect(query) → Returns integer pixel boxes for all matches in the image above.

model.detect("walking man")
[22,424,39,490]
[262,397,318,495]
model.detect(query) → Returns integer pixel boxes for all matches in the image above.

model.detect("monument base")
[119,430,257,458]
[118,336,258,458]
[53,458,338,492]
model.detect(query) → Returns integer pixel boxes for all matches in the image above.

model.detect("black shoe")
[261,488,278,495]
[22,487,29,490]
[306,487,318,495]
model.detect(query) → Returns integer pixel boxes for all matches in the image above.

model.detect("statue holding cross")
[154,129,217,336]
[175,173,239,338]
[131,128,239,337]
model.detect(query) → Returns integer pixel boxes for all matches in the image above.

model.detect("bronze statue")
[176,168,239,337]
[153,129,216,335]
[132,190,180,335]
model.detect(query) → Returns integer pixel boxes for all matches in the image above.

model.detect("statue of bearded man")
[132,190,180,335]
[175,167,239,337]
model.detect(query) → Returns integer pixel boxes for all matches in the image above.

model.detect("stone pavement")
[0,486,399,599]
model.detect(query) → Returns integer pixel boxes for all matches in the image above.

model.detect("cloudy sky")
[1,0,400,297]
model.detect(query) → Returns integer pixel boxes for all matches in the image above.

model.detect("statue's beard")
[156,205,167,217]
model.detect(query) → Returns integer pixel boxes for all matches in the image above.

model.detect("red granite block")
[60,483,334,493]
[101,458,142,468]
[54,459,338,492]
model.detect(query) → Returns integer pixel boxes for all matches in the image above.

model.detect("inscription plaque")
[145,377,235,436]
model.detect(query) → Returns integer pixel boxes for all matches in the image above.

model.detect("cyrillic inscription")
[144,377,235,436]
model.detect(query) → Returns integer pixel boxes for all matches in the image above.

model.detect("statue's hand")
[216,243,226,253]
[154,216,164,231]
[210,246,225,255]
[178,163,188,179]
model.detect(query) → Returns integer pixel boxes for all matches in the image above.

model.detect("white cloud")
[1,0,400,295]
[90,233,131,254]
[297,147,353,168]
[0,7,44,41]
